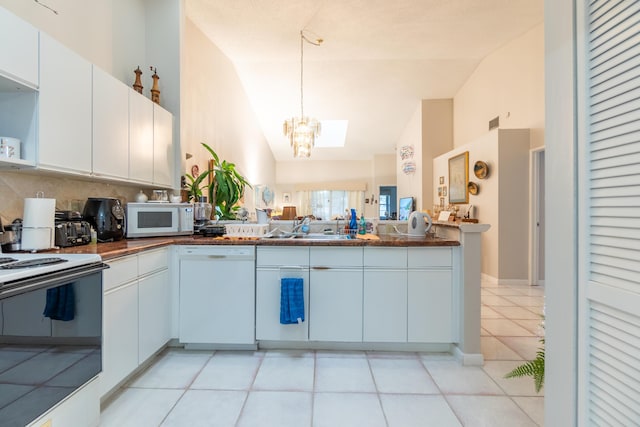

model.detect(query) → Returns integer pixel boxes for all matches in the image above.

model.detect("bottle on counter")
[349,208,357,233]
[359,214,366,235]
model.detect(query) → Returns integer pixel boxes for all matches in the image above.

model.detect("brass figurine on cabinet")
[132,66,143,94]
[150,66,160,104]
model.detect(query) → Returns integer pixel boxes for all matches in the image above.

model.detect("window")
[379,194,390,219]
[298,190,365,219]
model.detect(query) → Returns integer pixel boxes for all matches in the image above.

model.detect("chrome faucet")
[292,216,311,234]
[336,217,343,234]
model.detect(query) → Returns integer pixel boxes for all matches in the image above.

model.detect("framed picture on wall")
[448,151,469,204]
[283,193,291,203]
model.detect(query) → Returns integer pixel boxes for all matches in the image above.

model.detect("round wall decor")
[473,161,490,179]
[468,181,479,195]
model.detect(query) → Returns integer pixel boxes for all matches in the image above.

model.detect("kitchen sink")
[262,233,352,241]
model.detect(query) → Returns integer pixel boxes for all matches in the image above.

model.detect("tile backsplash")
[0,171,159,223]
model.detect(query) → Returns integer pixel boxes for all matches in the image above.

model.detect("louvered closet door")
[580,0,640,424]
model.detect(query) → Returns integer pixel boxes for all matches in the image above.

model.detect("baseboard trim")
[453,346,484,366]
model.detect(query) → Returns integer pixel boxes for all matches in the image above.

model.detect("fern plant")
[505,336,545,393]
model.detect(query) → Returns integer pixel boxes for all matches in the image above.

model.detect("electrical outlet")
[40,420,52,427]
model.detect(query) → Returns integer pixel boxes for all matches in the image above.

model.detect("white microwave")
[126,202,194,238]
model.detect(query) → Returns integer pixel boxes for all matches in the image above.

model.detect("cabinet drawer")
[364,247,407,268]
[139,248,168,276]
[103,255,138,291]
[310,247,363,267]
[257,247,309,267]
[407,248,452,268]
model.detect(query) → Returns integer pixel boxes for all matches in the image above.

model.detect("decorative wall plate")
[473,161,489,179]
[468,181,479,195]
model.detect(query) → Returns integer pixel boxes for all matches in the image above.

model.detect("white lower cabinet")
[407,248,454,343]
[101,279,138,397]
[408,270,453,342]
[309,247,363,342]
[138,269,171,363]
[178,246,255,345]
[256,247,310,341]
[363,270,408,342]
[101,248,170,398]
[363,247,408,342]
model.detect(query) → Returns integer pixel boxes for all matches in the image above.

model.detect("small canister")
[0,137,21,160]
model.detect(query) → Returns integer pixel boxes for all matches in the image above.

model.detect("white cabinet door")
[256,268,310,341]
[153,104,174,187]
[38,34,92,174]
[0,6,38,87]
[363,270,407,342]
[179,257,255,345]
[138,269,170,363]
[407,270,453,343]
[101,280,138,397]
[309,268,363,342]
[92,66,129,179]
[129,90,154,183]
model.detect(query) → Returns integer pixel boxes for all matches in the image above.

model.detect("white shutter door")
[582,0,640,424]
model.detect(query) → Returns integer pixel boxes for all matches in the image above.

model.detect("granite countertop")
[41,233,458,260]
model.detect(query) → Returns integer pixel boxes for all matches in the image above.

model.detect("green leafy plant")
[201,142,252,220]
[184,169,211,202]
[505,336,545,393]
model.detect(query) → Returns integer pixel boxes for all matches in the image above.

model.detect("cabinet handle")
[207,255,226,259]
[312,266,331,270]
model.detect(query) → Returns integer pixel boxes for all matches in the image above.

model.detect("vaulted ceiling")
[185,0,543,162]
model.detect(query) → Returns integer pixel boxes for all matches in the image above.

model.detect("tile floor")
[100,281,545,426]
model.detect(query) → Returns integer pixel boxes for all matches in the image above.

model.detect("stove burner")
[0,257,69,269]
[0,257,18,265]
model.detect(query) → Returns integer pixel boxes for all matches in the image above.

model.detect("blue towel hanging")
[280,278,304,324]
[43,283,75,321]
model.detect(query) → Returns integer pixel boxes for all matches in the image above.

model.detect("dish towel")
[280,278,304,324]
[43,283,75,321]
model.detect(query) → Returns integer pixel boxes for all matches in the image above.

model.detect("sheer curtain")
[297,190,364,219]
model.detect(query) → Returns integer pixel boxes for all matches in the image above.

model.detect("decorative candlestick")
[150,66,160,104]
[132,66,143,94]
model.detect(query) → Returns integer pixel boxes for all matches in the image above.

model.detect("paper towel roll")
[22,197,55,249]
[23,198,55,227]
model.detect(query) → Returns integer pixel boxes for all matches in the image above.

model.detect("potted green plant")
[201,142,252,220]
[183,168,211,202]
[505,322,545,393]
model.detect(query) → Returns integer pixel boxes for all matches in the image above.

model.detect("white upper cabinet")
[129,90,154,183]
[92,66,129,179]
[38,33,92,174]
[152,104,174,187]
[0,6,38,87]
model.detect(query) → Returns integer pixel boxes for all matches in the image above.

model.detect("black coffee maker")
[82,198,125,242]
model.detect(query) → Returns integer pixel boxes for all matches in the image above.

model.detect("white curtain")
[297,190,364,220]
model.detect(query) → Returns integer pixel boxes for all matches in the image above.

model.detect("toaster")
[54,221,92,247]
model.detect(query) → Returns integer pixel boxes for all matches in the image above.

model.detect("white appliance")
[126,202,194,238]
[408,211,433,236]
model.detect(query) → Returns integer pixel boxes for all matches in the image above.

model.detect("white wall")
[182,18,276,211]
[422,99,454,211]
[433,129,530,282]
[543,0,578,424]
[396,102,424,209]
[454,23,544,149]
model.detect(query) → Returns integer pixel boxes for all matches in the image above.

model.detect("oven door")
[0,263,107,427]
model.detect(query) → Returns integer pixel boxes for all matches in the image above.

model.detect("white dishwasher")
[178,245,256,348]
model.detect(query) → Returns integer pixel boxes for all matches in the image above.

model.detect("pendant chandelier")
[283,30,323,158]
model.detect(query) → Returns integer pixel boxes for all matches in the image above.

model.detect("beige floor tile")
[236,391,312,427]
[380,394,462,427]
[423,360,503,395]
[160,390,246,427]
[482,295,517,306]
[313,392,386,427]
[513,396,545,426]
[513,319,545,336]
[482,361,544,396]
[129,350,211,389]
[446,395,537,427]
[481,336,524,361]
[191,352,263,390]
[503,295,545,307]
[482,305,504,319]
[492,306,544,320]
[100,388,184,427]
[315,357,376,392]
[482,319,535,337]
[497,337,543,361]
[252,355,314,391]
[369,358,439,394]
